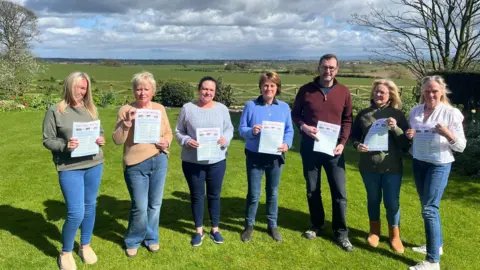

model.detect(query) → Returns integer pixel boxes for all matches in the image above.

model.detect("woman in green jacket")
[350,79,410,253]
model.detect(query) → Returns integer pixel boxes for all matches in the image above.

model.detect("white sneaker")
[408,261,440,270]
[412,244,444,255]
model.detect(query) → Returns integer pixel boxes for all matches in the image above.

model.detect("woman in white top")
[406,75,466,270]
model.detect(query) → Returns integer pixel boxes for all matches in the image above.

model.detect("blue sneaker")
[210,230,224,244]
[190,232,205,247]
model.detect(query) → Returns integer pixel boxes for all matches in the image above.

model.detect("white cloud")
[20,0,400,59]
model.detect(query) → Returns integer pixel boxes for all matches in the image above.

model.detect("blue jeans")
[182,160,226,228]
[124,153,168,249]
[360,172,402,226]
[412,158,451,263]
[58,163,103,252]
[245,153,283,228]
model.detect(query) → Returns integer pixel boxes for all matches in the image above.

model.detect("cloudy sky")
[13,0,396,59]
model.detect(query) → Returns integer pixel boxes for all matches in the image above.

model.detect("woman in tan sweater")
[113,72,172,257]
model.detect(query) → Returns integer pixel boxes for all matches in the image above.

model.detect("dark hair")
[197,76,217,91]
[319,53,339,67]
[258,72,282,95]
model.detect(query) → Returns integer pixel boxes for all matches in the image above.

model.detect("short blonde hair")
[370,79,402,109]
[258,72,282,95]
[131,71,157,94]
[57,72,97,119]
[419,75,451,105]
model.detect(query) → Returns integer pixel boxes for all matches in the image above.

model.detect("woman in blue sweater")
[238,72,294,242]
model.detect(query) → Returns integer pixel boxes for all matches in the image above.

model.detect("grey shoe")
[408,261,440,270]
[241,226,253,242]
[335,237,354,252]
[303,229,319,240]
[268,227,282,242]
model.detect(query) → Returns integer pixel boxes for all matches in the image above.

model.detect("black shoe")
[241,226,254,242]
[268,227,283,242]
[335,237,354,252]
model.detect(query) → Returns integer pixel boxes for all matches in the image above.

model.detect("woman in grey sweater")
[42,72,105,270]
[175,76,234,247]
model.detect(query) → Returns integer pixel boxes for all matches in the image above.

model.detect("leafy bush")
[453,112,480,179]
[214,77,235,107]
[155,79,194,107]
[94,90,117,107]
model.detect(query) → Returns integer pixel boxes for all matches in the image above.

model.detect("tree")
[0,1,41,95]
[213,77,235,107]
[350,0,480,79]
[0,0,38,55]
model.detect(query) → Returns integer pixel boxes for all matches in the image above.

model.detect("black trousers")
[300,139,348,239]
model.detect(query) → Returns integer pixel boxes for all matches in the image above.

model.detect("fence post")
[356,88,359,95]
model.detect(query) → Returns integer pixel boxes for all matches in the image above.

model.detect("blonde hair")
[57,72,97,119]
[370,79,402,109]
[131,71,157,95]
[419,75,451,105]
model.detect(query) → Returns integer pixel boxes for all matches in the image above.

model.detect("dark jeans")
[412,158,451,263]
[245,151,283,228]
[300,139,348,239]
[124,153,168,249]
[360,172,402,226]
[182,160,226,228]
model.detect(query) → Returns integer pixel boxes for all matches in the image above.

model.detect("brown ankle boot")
[367,221,380,248]
[389,225,404,253]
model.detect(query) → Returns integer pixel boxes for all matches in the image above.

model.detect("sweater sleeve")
[42,107,68,152]
[161,106,173,148]
[283,104,294,148]
[238,101,255,140]
[112,106,130,145]
[222,105,234,145]
[390,110,411,151]
[338,90,353,145]
[291,86,306,129]
[175,105,192,146]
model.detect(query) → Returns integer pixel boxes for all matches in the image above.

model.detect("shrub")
[214,77,235,107]
[156,79,194,107]
[453,111,480,179]
[94,90,117,107]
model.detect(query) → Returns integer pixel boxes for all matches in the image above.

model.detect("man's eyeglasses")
[320,66,337,71]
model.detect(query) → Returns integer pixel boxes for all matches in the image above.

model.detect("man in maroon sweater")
[291,54,353,251]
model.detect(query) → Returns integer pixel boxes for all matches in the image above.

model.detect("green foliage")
[213,77,235,107]
[94,89,117,107]
[0,94,60,111]
[454,111,480,179]
[156,79,194,107]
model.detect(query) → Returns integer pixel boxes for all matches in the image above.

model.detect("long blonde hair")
[419,75,451,105]
[370,79,402,109]
[57,72,98,119]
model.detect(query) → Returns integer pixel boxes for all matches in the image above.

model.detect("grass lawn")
[1,107,479,269]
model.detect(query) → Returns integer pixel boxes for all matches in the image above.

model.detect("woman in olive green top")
[350,79,410,253]
[43,72,105,270]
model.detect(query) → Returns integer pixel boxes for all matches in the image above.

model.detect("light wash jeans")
[412,158,451,263]
[124,153,168,249]
[58,163,103,252]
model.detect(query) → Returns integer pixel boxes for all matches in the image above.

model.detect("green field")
[0,108,478,269]
[14,63,416,107]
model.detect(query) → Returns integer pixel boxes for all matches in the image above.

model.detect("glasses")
[320,66,337,71]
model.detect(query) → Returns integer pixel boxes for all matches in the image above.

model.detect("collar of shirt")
[255,95,279,105]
